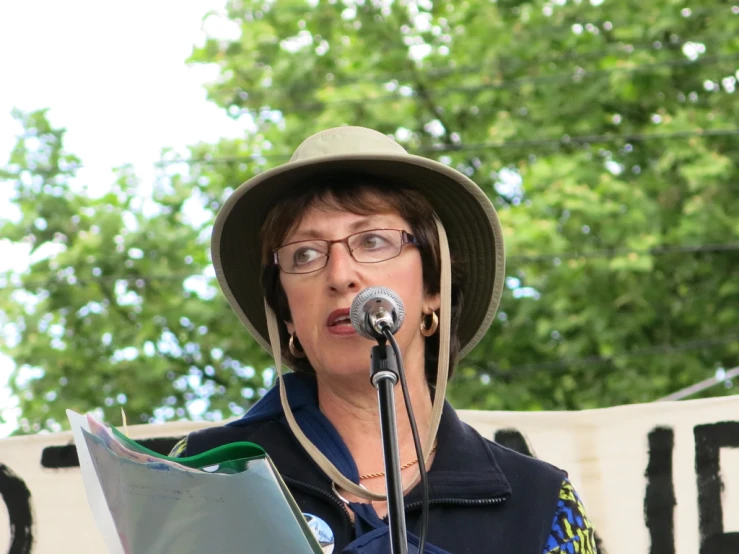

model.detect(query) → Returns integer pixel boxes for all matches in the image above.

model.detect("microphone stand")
[370,333,408,554]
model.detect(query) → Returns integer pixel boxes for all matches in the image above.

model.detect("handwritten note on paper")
[82,430,319,554]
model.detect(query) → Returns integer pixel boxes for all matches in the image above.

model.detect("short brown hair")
[259,173,464,384]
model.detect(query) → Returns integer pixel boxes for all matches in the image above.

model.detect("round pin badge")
[303,513,335,553]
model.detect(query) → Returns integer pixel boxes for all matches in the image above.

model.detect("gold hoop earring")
[289,333,306,358]
[420,312,439,337]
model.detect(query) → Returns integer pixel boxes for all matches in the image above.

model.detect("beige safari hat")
[212,126,505,359]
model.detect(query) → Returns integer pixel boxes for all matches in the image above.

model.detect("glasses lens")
[349,230,402,263]
[278,241,328,273]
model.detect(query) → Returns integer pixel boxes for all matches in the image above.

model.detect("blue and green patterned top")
[545,479,598,554]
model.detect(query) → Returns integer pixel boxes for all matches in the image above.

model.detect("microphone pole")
[370,333,408,554]
[351,287,409,554]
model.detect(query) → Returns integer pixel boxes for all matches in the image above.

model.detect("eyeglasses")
[274,229,419,275]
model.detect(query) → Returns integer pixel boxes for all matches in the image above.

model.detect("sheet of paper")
[66,410,126,554]
[85,415,199,472]
[82,428,320,554]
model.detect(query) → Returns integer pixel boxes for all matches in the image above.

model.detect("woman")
[172,126,598,553]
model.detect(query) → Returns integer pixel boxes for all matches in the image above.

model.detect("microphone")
[350,286,405,340]
[351,287,416,551]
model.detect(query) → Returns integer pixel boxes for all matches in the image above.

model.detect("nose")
[324,242,359,294]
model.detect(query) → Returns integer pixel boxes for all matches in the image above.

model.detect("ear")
[424,292,441,314]
[285,321,296,335]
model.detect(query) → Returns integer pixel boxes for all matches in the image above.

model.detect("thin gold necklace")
[359,444,437,480]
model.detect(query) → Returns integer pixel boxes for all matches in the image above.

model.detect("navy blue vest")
[184,375,565,553]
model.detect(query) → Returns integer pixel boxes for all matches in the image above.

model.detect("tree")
[2,0,738,432]
[0,110,272,432]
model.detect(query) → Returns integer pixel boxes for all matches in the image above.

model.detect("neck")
[316,359,434,481]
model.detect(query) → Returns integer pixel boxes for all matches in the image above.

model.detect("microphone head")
[350,286,405,340]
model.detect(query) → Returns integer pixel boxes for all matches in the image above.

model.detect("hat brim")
[211,152,505,360]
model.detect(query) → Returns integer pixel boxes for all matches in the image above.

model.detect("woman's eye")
[293,247,320,264]
[360,234,389,249]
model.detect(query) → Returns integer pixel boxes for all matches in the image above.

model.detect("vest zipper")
[283,476,353,525]
[403,496,507,513]
[283,475,506,525]
[377,496,508,525]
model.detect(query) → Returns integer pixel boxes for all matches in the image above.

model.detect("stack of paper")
[67,410,324,554]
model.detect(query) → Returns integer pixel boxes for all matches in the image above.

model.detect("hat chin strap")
[264,216,451,502]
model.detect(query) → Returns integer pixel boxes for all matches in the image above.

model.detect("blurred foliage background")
[1,0,738,434]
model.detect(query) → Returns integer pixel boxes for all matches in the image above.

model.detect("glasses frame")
[273,228,419,275]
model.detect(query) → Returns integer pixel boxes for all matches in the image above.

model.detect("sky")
[0,0,247,436]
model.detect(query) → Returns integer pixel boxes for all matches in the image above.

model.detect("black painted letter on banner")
[494,429,534,457]
[644,426,676,554]
[0,464,33,554]
[694,421,739,554]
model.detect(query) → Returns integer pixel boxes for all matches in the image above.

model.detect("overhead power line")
[10,127,738,174]
[414,127,739,153]
[232,52,739,114]
[219,1,733,20]
[227,31,735,94]
[471,332,739,376]
[1,241,737,291]
[510,242,739,264]
[155,127,739,167]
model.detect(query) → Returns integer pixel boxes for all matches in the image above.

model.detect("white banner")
[1,395,738,553]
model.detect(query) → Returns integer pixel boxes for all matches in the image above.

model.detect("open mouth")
[327,309,353,330]
[330,316,351,326]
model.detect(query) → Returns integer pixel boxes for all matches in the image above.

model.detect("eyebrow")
[289,216,392,241]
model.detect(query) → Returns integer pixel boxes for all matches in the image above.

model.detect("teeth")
[333,316,350,325]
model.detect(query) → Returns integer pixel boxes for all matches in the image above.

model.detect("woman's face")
[279,199,439,381]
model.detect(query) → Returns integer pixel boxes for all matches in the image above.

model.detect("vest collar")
[235,374,511,505]
[403,402,511,506]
